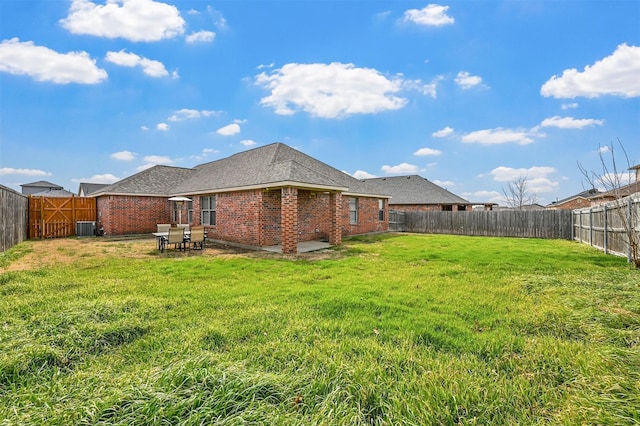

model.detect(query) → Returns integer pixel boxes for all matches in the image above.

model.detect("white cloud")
[105,50,168,77]
[404,4,454,26]
[255,62,408,118]
[186,30,215,43]
[168,109,219,122]
[240,140,256,147]
[464,190,503,204]
[217,123,240,136]
[0,167,51,176]
[140,125,149,131]
[171,69,179,79]
[540,115,604,129]
[202,148,218,155]
[352,170,378,179]
[143,155,173,166]
[402,76,442,98]
[561,102,579,110]
[0,38,107,84]
[110,150,135,161]
[488,166,558,193]
[541,43,640,99]
[414,147,442,156]
[432,126,454,138]
[455,71,483,89]
[462,127,541,145]
[433,180,454,187]
[72,173,119,184]
[381,163,419,174]
[156,123,169,131]
[597,145,611,154]
[60,0,185,42]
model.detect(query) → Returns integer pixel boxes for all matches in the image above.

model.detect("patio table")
[152,231,207,251]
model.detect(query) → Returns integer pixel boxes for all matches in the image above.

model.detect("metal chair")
[161,227,185,253]
[189,226,206,250]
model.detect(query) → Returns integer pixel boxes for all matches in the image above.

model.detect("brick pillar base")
[329,192,342,246]
[281,187,298,254]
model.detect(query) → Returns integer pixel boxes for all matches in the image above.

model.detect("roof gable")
[93,165,195,196]
[20,180,62,189]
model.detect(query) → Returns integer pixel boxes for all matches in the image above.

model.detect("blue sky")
[1,0,639,205]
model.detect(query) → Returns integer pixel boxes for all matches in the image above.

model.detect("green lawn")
[0,234,638,425]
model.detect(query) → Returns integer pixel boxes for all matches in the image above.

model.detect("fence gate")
[29,196,97,239]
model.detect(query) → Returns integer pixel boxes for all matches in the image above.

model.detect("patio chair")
[157,224,171,233]
[161,227,185,253]
[189,226,206,250]
[177,223,190,231]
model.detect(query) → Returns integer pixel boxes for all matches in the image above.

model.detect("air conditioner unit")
[76,221,96,237]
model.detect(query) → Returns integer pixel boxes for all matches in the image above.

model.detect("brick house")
[93,143,390,254]
[362,175,474,212]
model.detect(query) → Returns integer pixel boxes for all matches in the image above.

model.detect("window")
[201,195,217,225]
[349,197,358,224]
[187,201,193,223]
[378,199,385,221]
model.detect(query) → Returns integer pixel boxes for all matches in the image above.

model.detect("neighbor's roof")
[547,188,600,207]
[362,175,470,205]
[30,188,76,197]
[94,143,388,198]
[20,180,62,189]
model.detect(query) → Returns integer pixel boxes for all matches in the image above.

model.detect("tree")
[502,175,539,210]
[578,139,640,268]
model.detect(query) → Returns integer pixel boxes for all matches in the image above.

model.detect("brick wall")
[547,197,589,210]
[97,195,170,235]
[342,196,388,236]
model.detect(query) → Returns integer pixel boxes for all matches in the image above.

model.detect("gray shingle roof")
[20,180,63,189]
[92,165,195,196]
[78,182,110,196]
[363,175,469,205]
[94,143,387,197]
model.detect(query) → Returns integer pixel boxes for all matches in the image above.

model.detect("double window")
[201,195,217,225]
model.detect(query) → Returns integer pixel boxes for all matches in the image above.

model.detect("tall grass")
[0,234,638,424]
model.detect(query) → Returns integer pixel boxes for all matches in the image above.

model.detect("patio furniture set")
[153,224,206,253]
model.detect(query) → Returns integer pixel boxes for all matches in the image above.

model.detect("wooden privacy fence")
[393,209,573,239]
[572,193,639,261]
[29,196,97,239]
[0,185,28,252]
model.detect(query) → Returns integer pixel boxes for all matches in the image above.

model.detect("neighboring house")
[78,182,111,197]
[362,175,473,211]
[92,143,390,254]
[20,180,63,195]
[546,189,600,210]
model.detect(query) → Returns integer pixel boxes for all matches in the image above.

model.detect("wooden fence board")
[1,185,28,252]
[29,196,97,239]
[391,209,573,239]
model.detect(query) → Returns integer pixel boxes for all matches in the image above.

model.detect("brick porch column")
[281,187,298,254]
[329,192,342,246]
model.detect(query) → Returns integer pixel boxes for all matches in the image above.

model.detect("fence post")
[589,208,593,247]
[628,198,633,263]
[603,205,608,254]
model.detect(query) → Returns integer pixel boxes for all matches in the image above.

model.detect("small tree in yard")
[502,175,539,210]
[578,139,640,268]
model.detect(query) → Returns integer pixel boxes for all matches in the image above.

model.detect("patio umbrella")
[168,196,191,225]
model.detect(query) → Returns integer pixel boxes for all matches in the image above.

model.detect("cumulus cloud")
[489,166,558,193]
[433,180,454,187]
[60,0,185,42]
[381,163,419,174]
[541,43,640,98]
[168,109,219,121]
[404,4,454,26]
[110,150,136,161]
[186,30,215,43]
[402,76,442,98]
[0,167,51,176]
[255,62,408,118]
[0,38,107,84]
[217,123,240,136]
[353,170,378,179]
[464,190,503,204]
[540,115,604,129]
[414,147,442,156]
[72,173,120,184]
[455,71,484,89]
[240,140,256,147]
[105,50,168,77]
[462,127,542,145]
[156,123,169,131]
[432,126,454,138]
[561,102,579,110]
